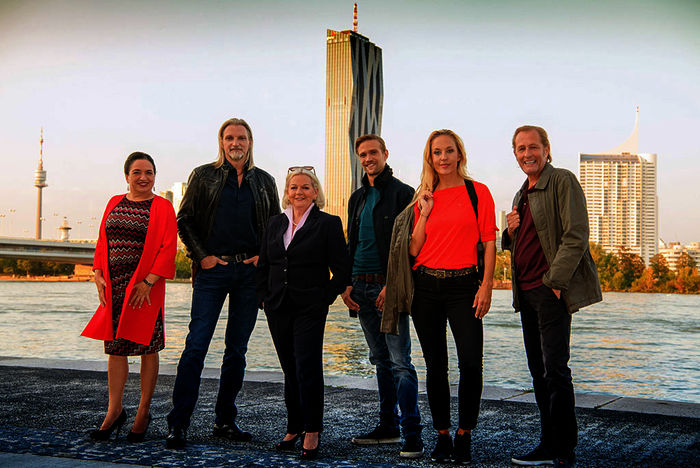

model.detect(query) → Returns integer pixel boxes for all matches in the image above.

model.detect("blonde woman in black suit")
[256,166,350,460]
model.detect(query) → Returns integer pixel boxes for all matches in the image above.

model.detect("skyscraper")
[324,4,383,227]
[579,109,658,264]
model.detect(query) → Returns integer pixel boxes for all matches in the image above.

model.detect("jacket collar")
[285,204,320,248]
[361,165,393,190]
[222,159,251,177]
[520,162,554,193]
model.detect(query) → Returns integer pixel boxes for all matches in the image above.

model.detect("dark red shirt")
[514,188,549,290]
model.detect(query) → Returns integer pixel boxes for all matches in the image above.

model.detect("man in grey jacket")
[502,125,601,468]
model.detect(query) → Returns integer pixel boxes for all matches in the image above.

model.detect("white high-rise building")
[160,182,187,215]
[659,242,700,272]
[496,209,507,250]
[170,182,187,214]
[579,109,658,264]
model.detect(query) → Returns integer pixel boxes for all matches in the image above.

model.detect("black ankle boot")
[453,431,472,464]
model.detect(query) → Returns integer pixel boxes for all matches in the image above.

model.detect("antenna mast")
[353,3,358,32]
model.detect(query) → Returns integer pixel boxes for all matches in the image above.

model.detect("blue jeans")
[167,262,258,430]
[352,279,421,437]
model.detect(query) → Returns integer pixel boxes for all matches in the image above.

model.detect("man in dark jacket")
[503,125,601,468]
[340,134,423,459]
[166,118,280,449]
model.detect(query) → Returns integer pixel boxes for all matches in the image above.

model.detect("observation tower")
[34,128,48,239]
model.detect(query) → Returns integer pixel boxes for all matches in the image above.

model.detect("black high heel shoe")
[300,433,320,460]
[126,413,152,443]
[275,432,302,451]
[90,409,127,441]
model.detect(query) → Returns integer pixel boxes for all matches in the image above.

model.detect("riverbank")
[0,276,514,288]
[0,275,92,282]
[0,357,697,467]
[0,276,192,284]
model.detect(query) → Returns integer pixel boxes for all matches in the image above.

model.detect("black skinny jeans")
[266,296,328,434]
[411,270,483,431]
[519,284,577,459]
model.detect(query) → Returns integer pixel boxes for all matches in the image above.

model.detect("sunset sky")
[1,0,698,243]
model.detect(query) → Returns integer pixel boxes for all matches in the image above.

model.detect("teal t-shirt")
[352,187,383,275]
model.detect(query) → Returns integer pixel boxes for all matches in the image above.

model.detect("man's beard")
[228,150,246,161]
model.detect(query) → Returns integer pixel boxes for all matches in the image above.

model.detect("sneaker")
[399,434,424,458]
[511,444,554,466]
[352,424,401,445]
[430,433,453,463]
[453,431,471,464]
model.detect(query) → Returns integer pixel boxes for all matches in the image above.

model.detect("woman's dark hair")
[124,152,156,175]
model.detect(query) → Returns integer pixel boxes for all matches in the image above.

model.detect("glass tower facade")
[324,29,383,227]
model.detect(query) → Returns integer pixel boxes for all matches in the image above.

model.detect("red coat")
[81,194,177,345]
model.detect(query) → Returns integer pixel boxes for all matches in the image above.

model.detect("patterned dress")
[104,196,164,356]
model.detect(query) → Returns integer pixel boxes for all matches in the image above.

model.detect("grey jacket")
[501,163,602,313]
[381,203,415,335]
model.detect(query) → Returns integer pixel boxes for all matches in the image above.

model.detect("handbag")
[464,179,485,282]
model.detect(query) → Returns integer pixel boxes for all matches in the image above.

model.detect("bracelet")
[142,278,154,287]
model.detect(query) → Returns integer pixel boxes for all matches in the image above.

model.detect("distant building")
[579,109,658,265]
[160,182,187,214]
[324,7,383,227]
[496,209,507,250]
[659,242,700,272]
[170,182,187,214]
[58,217,71,241]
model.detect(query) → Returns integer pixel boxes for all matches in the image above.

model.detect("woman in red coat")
[82,152,177,442]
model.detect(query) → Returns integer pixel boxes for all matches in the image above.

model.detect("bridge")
[0,237,95,265]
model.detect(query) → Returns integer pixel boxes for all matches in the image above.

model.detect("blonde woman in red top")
[409,129,497,464]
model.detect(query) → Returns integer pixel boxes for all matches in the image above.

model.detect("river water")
[0,282,697,403]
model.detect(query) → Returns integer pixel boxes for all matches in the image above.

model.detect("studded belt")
[417,265,477,279]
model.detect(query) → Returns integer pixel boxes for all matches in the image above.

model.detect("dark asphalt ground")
[0,365,698,467]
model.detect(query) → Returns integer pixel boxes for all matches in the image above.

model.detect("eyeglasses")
[288,166,316,174]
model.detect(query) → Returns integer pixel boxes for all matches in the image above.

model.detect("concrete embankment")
[0,357,697,467]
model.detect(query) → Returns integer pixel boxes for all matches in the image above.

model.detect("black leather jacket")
[177,161,280,266]
[347,165,414,277]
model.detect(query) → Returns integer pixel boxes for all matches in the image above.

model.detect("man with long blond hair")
[166,117,280,449]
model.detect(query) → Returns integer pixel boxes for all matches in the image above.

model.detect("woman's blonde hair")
[418,129,470,193]
[213,118,255,169]
[281,168,326,210]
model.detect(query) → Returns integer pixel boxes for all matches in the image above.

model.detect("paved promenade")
[0,357,698,467]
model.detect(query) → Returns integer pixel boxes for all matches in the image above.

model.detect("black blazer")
[256,205,351,312]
